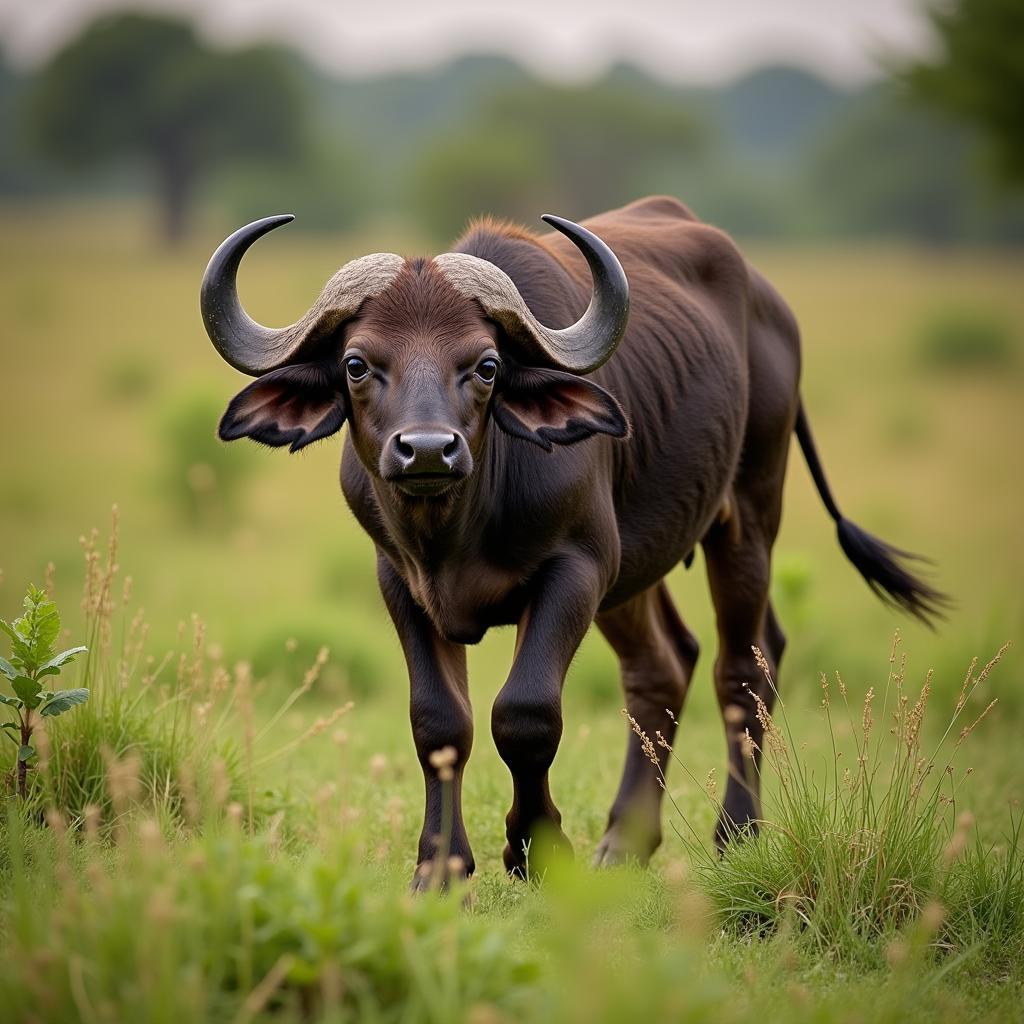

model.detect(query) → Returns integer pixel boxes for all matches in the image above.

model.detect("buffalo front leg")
[491,552,604,877]
[378,556,474,889]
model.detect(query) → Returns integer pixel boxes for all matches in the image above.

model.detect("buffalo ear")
[219,363,346,453]
[492,365,630,451]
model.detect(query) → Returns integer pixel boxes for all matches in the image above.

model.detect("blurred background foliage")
[0,0,1021,729]
[1,2,1023,246]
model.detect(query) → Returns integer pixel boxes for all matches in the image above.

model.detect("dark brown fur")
[219,195,945,882]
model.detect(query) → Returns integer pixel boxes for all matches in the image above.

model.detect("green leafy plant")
[0,585,89,799]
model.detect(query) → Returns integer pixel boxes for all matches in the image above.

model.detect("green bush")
[98,352,158,402]
[156,387,255,529]
[247,608,400,703]
[0,584,90,800]
[916,306,1016,370]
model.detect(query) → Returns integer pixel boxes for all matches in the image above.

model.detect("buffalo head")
[201,215,630,498]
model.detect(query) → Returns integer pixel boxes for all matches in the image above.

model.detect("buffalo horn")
[434,214,629,374]
[200,215,405,376]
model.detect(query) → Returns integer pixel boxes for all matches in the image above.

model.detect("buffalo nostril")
[395,431,460,474]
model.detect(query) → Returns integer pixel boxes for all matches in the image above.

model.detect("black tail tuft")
[795,400,951,628]
[835,517,949,627]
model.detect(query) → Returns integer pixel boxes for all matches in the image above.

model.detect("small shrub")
[0,585,89,798]
[883,405,931,448]
[248,610,397,701]
[156,387,254,529]
[916,306,1016,370]
[99,353,158,402]
[317,541,379,602]
[771,552,814,629]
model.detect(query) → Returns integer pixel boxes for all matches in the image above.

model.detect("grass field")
[0,204,1022,1021]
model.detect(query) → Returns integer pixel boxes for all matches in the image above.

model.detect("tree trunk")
[157,145,194,245]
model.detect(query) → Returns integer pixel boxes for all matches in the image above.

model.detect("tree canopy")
[27,13,309,241]
[904,0,1024,186]
[411,81,702,242]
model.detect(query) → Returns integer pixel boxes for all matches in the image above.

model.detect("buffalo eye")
[474,358,499,384]
[345,356,370,382]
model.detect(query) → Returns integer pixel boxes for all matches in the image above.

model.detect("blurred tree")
[219,135,370,234]
[26,13,308,242]
[904,0,1024,185]
[412,128,549,242]
[806,85,1024,244]
[411,81,703,241]
[807,88,975,243]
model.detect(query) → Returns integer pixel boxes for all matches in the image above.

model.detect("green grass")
[0,579,1020,1022]
[0,525,1021,1021]
[661,642,1022,973]
[0,205,1022,1020]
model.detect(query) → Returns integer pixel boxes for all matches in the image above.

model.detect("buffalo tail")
[794,401,949,626]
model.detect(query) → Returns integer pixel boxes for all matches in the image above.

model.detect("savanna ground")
[0,204,1022,1022]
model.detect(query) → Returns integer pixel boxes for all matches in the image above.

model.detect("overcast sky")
[0,0,936,85]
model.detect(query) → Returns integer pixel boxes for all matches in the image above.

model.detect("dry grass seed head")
[740,729,758,760]
[705,768,717,801]
[861,687,875,742]
[623,710,660,768]
[906,671,933,750]
[957,699,998,746]
[920,900,946,935]
[429,744,458,781]
[103,747,142,812]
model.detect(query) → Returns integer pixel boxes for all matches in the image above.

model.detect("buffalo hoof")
[503,826,573,880]
[592,824,657,868]
[713,813,759,853]
[409,854,474,893]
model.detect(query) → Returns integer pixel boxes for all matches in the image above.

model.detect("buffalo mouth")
[391,472,462,497]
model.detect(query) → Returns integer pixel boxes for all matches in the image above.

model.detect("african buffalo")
[201,195,945,885]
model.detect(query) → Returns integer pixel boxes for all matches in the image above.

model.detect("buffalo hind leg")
[594,582,698,865]
[702,512,786,849]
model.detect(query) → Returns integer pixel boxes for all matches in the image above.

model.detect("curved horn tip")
[237,213,295,237]
[203,215,296,278]
[540,215,622,262]
[540,213,572,232]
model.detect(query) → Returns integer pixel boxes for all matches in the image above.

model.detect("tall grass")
[0,804,540,1023]
[631,633,1022,974]
[21,508,351,837]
